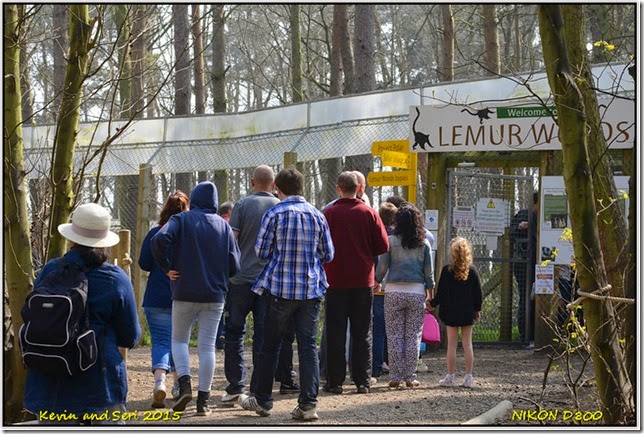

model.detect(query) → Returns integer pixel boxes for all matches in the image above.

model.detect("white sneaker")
[221,392,243,407]
[370,377,378,385]
[152,381,166,408]
[238,394,259,411]
[462,374,474,388]
[416,359,429,373]
[439,374,455,387]
[292,405,319,421]
[171,383,180,400]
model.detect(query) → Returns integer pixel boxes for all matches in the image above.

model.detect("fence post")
[134,164,154,332]
[114,230,132,362]
[500,167,514,341]
[284,152,298,168]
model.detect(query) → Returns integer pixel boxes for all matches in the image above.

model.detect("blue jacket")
[139,226,172,309]
[375,235,435,289]
[151,181,240,303]
[24,248,141,417]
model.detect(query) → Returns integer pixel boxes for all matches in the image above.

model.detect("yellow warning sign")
[487,199,496,208]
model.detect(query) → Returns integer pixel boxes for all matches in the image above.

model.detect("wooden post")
[134,164,154,323]
[534,150,558,348]
[427,152,447,347]
[427,153,447,273]
[114,230,132,362]
[284,151,298,169]
[499,166,513,341]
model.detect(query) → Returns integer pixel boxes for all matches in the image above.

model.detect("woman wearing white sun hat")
[24,202,141,424]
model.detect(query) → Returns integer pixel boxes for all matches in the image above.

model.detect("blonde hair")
[448,237,472,281]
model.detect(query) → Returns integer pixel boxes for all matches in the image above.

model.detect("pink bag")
[422,312,441,344]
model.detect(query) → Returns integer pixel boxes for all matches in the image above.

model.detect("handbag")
[422,312,441,344]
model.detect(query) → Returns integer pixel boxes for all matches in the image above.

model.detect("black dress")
[430,265,483,327]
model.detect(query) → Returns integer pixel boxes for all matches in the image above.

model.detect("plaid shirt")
[252,196,335,300]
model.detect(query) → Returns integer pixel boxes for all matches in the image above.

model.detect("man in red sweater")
[323,171,389,394]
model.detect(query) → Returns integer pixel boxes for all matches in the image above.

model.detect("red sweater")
[323,198,389,289]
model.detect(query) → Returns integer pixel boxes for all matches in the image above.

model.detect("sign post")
[370,140,417,203]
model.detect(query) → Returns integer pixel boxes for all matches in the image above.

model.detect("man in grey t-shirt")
[222,165,298,408]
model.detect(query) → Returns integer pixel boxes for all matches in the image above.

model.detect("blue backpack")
[19,259,98,377]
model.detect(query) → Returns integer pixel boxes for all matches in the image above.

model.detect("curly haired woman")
[375,203,434,389]
[429,237,482,388]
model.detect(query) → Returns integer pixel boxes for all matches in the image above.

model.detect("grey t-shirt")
[229,191,280,285]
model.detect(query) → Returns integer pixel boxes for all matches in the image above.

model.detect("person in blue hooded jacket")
[24,203,140,424]
[151,181,240,416]
[138,190,189,408]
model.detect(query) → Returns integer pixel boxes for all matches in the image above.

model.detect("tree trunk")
[211,4,226,113]
[513,5,521,71]
[52,4,69,120]
[3,4,35,423]
[290,4,303,103]
[347,4,375,200]
[440,5,454,82]
[173,4,192,194]
[320,6,345,206]
[131,4,146,116]
[330,5,343,96]
[563,4,628,301]
[337,5,355,95]
[46,4,94,261]
[353,4,375,93]
[192,5,208,183]
[192,4,206,114]
[623,66,636,389]
[538,5,634,424]
[482,5,500,76]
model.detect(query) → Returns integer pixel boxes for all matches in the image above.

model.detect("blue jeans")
[275,317,296,384]
[172,300,224,393]
[223,282,267,395]
[144,307,174,373]
[372,295,386,376]
[256,294,321,410]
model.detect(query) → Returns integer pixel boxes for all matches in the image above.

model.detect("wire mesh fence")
[446,167,538,343]
[23,112,545,346]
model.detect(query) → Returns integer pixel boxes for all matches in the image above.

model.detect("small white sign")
[534,264,555,295]
[486,235,498,250]
[453,206,474,229]
[475,198,507,235]
[425,210,439,230]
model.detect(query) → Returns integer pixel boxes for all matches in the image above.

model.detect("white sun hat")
[58,203,120,248]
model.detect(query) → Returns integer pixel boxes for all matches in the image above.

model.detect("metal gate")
[446,169,535,343]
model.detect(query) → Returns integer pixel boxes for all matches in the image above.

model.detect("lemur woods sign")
[408,98,634,153]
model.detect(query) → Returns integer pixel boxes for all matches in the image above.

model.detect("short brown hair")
[275,167,304,196]
[337,171,358,194]
[159,190,189,226]
[378,202,398,227]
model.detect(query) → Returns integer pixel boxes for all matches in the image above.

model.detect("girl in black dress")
[429,237,482,388]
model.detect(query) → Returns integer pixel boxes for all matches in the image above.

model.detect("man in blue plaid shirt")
[249,167,334,421]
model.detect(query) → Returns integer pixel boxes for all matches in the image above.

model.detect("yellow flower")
[559,228,573,242]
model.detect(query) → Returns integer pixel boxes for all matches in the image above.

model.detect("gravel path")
[122,344,600,427]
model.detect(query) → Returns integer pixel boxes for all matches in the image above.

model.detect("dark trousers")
[325,287,373,388]
[255,295,321,410]
[275,317,296,384]
[223,282,267,395]
[372,295,387,375]
[515,263,535,343]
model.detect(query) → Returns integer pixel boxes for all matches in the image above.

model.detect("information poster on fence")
[539,176,629,265]
[534,264,555,295]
